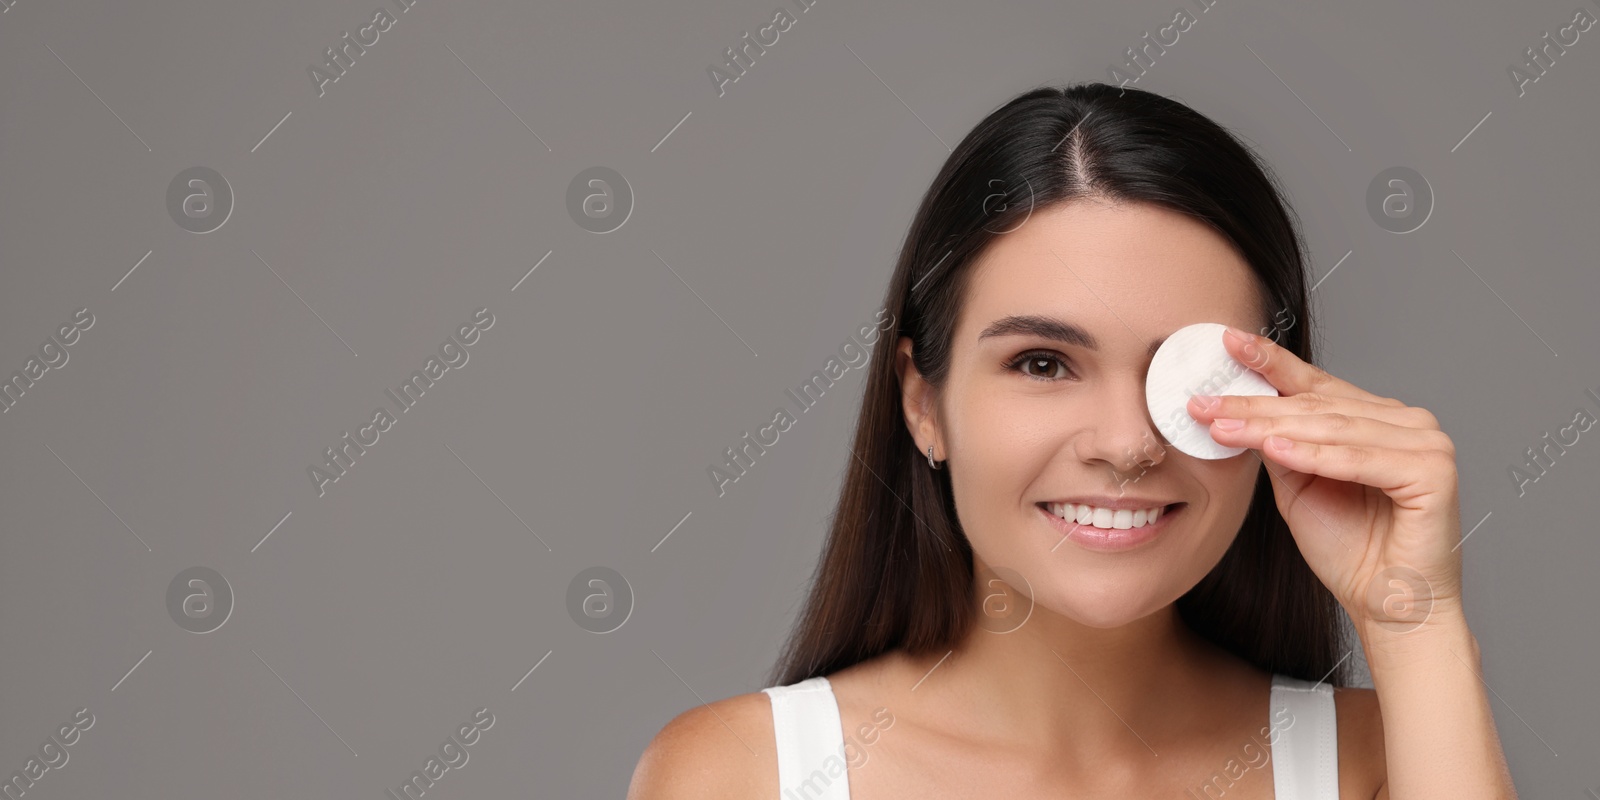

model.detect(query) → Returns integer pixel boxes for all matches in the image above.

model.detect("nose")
[1076,376,1168,478]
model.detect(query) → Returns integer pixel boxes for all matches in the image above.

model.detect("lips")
[1042,501,1172,530]
[1037,501,1184,553]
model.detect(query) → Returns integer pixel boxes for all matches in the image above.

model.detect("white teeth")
[1047,502,1167,530]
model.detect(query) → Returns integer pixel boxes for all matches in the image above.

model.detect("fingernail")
[1223,326,1254,345]
[1266,435,1294,451]
[1191,394,1220,410]
[1226,328,1265,367]
[1212,417,1245,431]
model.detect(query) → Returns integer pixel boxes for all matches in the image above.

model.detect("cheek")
[943,397,1055,564]
[1196,456,1260,513]
[946,395,1058,520]
[949,385,1065,474]
[1184,456,1262,550]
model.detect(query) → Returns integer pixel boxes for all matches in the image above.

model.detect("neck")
[886,566,1242,768]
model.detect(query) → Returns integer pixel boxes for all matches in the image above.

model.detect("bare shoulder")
[1332,686,1387,799]
[626,691,778,800]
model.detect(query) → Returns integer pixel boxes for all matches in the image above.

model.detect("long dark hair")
[768,82,1352,689]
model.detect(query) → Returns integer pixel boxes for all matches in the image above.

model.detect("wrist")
[1354,600,1479,669]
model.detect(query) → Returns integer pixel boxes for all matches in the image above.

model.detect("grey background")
[1,0,1594,796]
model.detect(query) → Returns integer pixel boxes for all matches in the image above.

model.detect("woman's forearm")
[1358,605,1519,799]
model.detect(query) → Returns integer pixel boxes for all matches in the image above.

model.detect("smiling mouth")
[1037,501,1186,531]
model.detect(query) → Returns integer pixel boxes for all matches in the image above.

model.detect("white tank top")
[761,672,1338,799]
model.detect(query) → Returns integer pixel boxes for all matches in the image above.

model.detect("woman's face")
[899,199,1269,629]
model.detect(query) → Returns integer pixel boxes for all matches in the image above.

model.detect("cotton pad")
[1145,322,1280,459]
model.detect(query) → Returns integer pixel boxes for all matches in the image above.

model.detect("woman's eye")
[1007,351,1074,381]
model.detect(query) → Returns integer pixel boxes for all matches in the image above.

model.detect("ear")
[895,336,941,460]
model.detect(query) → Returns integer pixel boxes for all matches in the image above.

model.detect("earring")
[927,445,942,470]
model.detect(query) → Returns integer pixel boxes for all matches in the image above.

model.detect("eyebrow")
[977,314,1166,357]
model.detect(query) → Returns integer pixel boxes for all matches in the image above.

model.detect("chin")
[1028,580,1167,630]
[1058,602,1156,630]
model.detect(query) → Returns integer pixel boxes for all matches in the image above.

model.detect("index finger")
[1221,324,1401,407]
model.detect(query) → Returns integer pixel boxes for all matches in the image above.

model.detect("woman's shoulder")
[625,688,780,800]
[625,656,899,800]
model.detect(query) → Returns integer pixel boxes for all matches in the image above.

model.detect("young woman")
[628,83,1518,799]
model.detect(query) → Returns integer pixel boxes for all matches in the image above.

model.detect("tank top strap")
[761,675,852,800]
[1269,673,1340,800]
